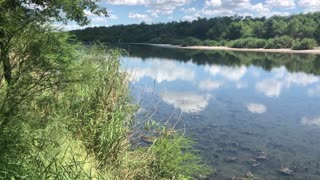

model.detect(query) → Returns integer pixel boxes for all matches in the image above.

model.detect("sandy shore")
[146,43,320,55]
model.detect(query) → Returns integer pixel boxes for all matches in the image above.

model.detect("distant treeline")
[71,12,320,50]
[122,44,320,75]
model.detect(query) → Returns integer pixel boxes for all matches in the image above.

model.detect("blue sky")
[62,0,320,30]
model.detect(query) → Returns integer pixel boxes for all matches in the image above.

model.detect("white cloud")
[301,116,320,127]
[201,9,234,16]
[161,92,211,113]
[55,23,83,31]
[181,7,197,13]
[201,0,291,18]
[265,0,295,9]
[60,9,119,30]
[205,0,251,9]
[198,79,223,91]
[106,0,191,14]
[104,0,146,5]
[128,12,152,22]
[146,9,161,18]
[297,0,320,11]
[205,65,247,81]
[150,0,192,14]
[182,15,197,21]
[247,103,267,114]
[128,58,195,83]
[205,0,222,7]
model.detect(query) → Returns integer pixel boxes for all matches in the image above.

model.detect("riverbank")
[146,43,320,55]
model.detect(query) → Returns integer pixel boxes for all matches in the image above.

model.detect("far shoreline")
[127,43,320,55]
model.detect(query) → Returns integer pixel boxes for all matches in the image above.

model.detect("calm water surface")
[121,45,320,180]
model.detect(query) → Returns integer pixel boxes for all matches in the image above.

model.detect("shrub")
[292,38,318,50]
[202,40,219,46]
[265,36,294,49]
[181,37,203,47]
[169,39,183,45]
[230,38,266,48]
[149,37,162,44]
[218,40,226,46]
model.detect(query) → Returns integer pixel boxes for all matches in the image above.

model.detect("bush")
[218,40,227,46]
[181,37,203,47]
[292,38,318,50]
[230,38,266,48]
[149,37,162,44]
[202,39,219,46]
[169,39,183,45]
[265,36,294,49]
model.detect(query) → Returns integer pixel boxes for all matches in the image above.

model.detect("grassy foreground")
[0,29,210,179]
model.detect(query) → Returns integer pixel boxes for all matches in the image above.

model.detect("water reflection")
[161,92,211,113]
[308,85,320,96]
[301,116,320,127]
[256,67,320,98]
[198,79,223,91]
[122,45,320,179]
[204,65,247,81]
[256,79,282,97]
[129,58,195,83]
[246,103,267,114]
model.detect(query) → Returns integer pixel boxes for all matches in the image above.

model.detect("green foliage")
[0,1,211,179]
[72,13,320,50]
[225,21,243,40]
[0,4,210,178]
[202,40,219,46]
[125,44,320,75]
[0,38,210,179]
[181,37,203,47]
[231,37,266,48]
[0,0,107,26]
[292,38,318,50]
[128,121,212,179]
[265,36,295,49]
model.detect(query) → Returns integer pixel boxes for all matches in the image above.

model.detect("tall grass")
[0,42,210,179]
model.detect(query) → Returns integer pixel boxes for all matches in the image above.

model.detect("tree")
[1,0,107,84]
[264,18,286,38]
[253,21,266,38]
[225,21,243,40]
[0,0,107,126]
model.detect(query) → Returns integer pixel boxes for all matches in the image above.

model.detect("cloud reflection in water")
[129,58,195,83]
[161,92,211,113]
[301,116,320,127]
[247,103,267,114]
[204,65,247,81]
[256,67,320,97]
[198,79,223,91]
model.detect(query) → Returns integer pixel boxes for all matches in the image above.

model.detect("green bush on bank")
[181,37,203,47]
[230,37,266,48]
[202,39,219,46]
[265,35,294,49]
[292,38,318,50]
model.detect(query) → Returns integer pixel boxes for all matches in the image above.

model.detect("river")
[121,44,320,179]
